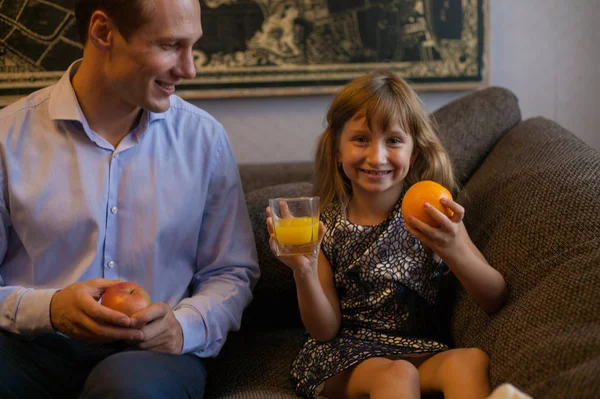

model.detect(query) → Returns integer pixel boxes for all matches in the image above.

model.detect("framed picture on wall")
[0,0,489,105]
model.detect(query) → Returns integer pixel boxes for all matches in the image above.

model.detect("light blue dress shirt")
[0,61,260,357]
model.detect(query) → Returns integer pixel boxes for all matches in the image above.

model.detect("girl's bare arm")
[294,251,341,341]
[406,199,508,315]
[441,226,508,314]
[266,207,341,341]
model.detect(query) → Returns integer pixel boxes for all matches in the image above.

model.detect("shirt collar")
[48,60,86,123]
[148,108,166,122]
[47,59,166,125]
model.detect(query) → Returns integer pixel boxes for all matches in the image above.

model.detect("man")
[0,0,259,397]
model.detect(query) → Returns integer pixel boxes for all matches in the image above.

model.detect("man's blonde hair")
[313,70,455,210]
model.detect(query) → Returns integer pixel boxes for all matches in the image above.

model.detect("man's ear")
[88,10,114,51]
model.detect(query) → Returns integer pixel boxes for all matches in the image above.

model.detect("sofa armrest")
[451,117,600,397]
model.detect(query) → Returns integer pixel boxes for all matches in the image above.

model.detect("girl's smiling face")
[338,112,417,200]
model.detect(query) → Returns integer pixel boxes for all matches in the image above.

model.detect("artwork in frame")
[0,0,488,105]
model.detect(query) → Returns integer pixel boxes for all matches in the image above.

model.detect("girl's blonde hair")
[313,70,455,210]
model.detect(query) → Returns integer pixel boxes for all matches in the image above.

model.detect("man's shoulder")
[165,95,223,131]
[0,86,53,122]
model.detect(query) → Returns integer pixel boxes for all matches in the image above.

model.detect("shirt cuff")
[174,305,207,355]
[15,289,58,335]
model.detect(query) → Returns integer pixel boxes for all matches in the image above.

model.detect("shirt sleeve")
[0,173,57,335]
[173,130,259,357]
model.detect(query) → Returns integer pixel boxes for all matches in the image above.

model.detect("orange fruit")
[401,180,453,227]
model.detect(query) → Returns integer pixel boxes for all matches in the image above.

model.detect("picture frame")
[0,0,489,106]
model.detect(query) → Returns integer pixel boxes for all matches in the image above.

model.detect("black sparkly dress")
[291,198,450,398]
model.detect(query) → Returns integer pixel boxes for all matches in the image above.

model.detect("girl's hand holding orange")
[401,180,454,227]
[404,196,469,261]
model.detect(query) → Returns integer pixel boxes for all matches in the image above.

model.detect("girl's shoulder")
[321,200,344,226]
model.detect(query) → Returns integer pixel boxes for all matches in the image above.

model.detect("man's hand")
[128,303,184,354]
[50,278,144,342]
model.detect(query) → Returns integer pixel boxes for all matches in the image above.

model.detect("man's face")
[105,0,202,113]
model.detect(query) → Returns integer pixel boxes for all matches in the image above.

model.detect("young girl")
[266,70,508,399]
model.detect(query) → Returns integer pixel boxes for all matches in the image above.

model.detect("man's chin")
[146,98,171,113]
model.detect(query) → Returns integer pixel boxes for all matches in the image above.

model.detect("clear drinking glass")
[269,196,320,257]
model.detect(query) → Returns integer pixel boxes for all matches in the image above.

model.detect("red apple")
[101,282,151,316]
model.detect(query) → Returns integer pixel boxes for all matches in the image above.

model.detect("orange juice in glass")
[269,197,320,256]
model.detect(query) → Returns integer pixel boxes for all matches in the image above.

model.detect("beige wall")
[193,0,600,164]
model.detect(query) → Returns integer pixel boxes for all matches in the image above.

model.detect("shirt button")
[111,206,118,214]
[107,261,115,268]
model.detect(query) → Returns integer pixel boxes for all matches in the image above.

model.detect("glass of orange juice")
[269,196,320,257]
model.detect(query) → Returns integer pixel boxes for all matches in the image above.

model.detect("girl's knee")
[374,359,419,385]
[341,357,420,397]
[446,348,490,373]
[462,348,490,369]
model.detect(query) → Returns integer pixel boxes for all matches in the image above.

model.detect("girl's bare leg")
[417,348,491,399]
[321,357,420,399]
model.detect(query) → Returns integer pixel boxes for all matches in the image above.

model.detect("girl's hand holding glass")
[266,200,325,275]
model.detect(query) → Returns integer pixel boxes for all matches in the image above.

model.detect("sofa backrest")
[452,117,600,397]
[239,162,313,194]
[433,86,522,185]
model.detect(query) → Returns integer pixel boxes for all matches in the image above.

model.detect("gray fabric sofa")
[204,87,600,398]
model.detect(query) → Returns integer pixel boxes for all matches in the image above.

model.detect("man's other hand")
[128,303,184,354]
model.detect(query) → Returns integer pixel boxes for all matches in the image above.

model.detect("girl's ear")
[336,149,343,166]
[410,150,419,167]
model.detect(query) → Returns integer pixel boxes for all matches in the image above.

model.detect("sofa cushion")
[243,182,313,329]
[432,87,521,185]
[205,328,305,398]
[452,117,600,397]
